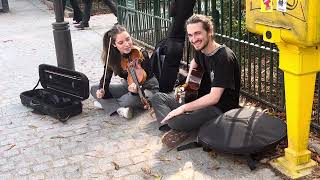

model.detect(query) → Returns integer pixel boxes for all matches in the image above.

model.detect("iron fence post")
[153,0,161,44]
[52,0,75,70]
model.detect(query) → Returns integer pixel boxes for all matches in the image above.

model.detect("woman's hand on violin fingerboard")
[128,83,138,93]
[96,89,105,99]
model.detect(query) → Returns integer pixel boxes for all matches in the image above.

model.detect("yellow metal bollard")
[245,0,320,178]
[270,43,319,179]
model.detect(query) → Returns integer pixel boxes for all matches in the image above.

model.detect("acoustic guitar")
[175,67,204,103]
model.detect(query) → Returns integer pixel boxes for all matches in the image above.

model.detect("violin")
[120,46,150,109]
[120,46,147,86]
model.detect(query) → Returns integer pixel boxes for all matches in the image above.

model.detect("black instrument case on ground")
[20,64,89,121]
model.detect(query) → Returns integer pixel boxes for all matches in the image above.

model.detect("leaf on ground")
[111,161,120,170]
[176,155,182,160]
[208,151,217,158]
[233,159,243,164]
[5,144,16,151]
[309,166,320,179]
[141,167,152,175]
[28,125,38,129]
[141,167,160,178]
[3,40,13,43]
[315,155,320,163]
[50,135,65,139]
[159,156,171,162]
[208,165,220,170]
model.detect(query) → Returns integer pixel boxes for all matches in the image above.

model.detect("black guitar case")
[20,64,89,121]
[178,108,287,170]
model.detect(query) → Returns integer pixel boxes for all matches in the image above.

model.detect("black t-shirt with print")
[194,45,240,112]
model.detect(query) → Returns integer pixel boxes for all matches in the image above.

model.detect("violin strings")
[102,36,112,90]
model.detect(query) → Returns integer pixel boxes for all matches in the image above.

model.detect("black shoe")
[73,20,82,24]
[75,23,89,29]
[159,124,171,132]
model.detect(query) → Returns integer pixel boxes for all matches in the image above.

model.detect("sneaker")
[93,101,103,109]
[117,107,133,119]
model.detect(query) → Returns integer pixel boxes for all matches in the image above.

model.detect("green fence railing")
[117,0,320,129]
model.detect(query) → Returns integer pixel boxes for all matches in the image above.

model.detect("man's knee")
[167,118,191,131]
[151,92,168,105]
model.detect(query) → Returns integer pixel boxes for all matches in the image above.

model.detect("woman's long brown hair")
[101,24,127,75]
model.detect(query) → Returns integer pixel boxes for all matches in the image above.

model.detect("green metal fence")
[117,0,320,128]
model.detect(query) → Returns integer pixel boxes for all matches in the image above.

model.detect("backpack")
[150,38,167,82]
[150,38,185,93]
[177,108,287,170]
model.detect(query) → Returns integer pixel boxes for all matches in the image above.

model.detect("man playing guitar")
[151,14,240,147]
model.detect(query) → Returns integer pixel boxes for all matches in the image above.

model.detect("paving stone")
[9,154,24,163]
[17,167,31,176]
[28,173,46,180]
[131,155,147,165]
[2,149,20,158]
[16,160,34,169]
[0,173,12,180]
[52,159,68,168]
[0,162,15,172]
[111,168,131,178]
[97,159,114,172]
[68,154,85,164]
[123,174,145,180]
[0,158,7,166]
[32,163,50,172]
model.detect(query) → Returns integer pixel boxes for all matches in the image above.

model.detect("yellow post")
[269,43,319,179]
[245,0,320,178]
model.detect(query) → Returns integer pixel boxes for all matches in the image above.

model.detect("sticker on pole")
[261,0,273,12]
[276,0,287,12]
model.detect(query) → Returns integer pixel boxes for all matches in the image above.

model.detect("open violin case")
[20,64,89,121]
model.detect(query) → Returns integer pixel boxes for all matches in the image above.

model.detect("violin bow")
[102,36,112,90]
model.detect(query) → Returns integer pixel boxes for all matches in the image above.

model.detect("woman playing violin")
[91,24,159,119]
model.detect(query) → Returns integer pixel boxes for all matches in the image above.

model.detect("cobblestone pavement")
[0,0,282,179]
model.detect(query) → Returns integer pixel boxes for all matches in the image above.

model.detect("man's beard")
[199,37,210,51]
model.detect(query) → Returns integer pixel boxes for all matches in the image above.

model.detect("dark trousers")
[103,0,118,16]
[62,0,83,22]
[82,0,118,25]
[81,0,92,25]
[151,92,222,132]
